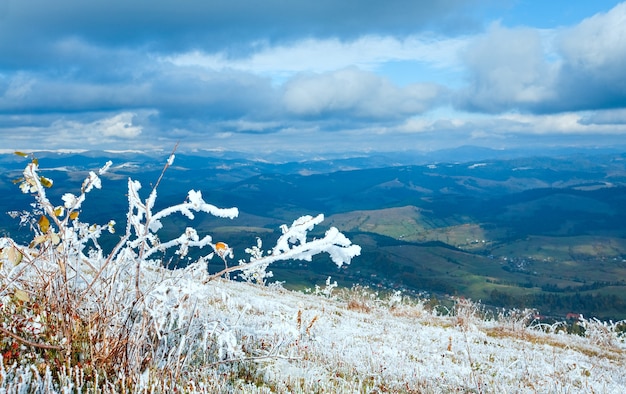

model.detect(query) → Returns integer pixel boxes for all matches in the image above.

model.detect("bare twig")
[150,141,179,196]
[136,143,179,300]
[76,232,130,306]
[0,326,63,351]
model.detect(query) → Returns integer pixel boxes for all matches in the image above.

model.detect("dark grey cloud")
[0,61,444,131]
[0,0,484,70]
[2,0,626,154]
[0,0,476,130]
[146,68,279,120]
[0,65,278,120]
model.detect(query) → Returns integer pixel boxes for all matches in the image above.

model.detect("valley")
[2,148,626,319]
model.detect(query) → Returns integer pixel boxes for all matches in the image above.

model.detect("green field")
[318,207,626,320]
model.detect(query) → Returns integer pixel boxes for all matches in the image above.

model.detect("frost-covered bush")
[578,316,626,347]
[0,151,360,391]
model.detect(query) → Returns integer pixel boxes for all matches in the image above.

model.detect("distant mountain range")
[2,146,626,319]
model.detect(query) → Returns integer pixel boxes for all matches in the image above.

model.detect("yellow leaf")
[6,246,23,266]
[14,151,29,157]
[50,233,60,245]
[33,157,39,166]
[39,176,53,188]
[31,235,47,246]
[38,215,50,233]
[69,211,79,220]
[54,206,64,217]
[0,247,23,266]
[14,289,30,303]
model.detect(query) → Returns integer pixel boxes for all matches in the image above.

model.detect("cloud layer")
[1,1,626,153]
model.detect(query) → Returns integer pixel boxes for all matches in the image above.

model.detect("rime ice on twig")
[208,214,361,282]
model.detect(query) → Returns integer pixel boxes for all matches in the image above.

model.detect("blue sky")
[1,0,626,155]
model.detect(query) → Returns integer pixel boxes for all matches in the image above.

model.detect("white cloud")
[163,34,468,81]
[218,119,282,133]
[559,2,626,74]
[459,23,558,112]
[94,113,143,138]
[552,2,626,109]
[37,112,146,149]
[580,109,626,125]
[395,109,626,150]
[498,112,626,135]
[282,67,443,119]
[457,3,626,114]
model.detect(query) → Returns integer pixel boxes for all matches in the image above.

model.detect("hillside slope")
[5,277,624,393]
[168,279,626,393]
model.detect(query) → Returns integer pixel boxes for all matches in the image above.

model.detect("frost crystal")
[62,193,79,209]
[98,160,113,175]
[82,171,101,193]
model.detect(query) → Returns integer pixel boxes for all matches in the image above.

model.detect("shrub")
[0,151,360,391]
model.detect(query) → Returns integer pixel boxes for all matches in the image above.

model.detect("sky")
[1,0,626,155]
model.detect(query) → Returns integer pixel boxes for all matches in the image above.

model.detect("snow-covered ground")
[159,278,626,393]
[4,257,625,393]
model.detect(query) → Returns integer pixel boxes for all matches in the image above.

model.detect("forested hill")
[2,148,626,319]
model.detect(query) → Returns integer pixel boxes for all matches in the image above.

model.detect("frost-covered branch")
[124,180,238,260]
[120,152,238,298]
[206,214,361,282]
[15,158,114,279]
